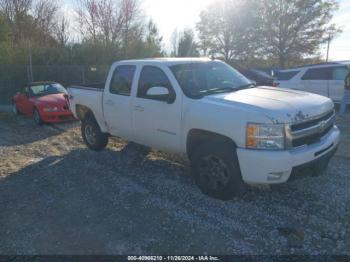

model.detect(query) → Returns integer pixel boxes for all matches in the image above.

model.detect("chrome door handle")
[134,105,144,112]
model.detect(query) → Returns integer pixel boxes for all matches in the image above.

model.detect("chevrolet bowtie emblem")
[319,120,327,132]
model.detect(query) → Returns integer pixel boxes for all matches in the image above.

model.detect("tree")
[144,20,163,57]
[196,0,258,62]
[75,0,141,56]
[54,16,70,47]
[257,0,340,67]
[177,29,199,57]
[170,28,179,56]
[0,12,13,63]
[0,0,59,43]
[76,0,99,43]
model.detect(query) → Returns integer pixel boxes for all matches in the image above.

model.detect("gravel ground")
[0,112,349,255]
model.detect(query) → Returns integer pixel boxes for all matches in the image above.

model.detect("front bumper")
[237,125,340,184]
[40,111,76,123]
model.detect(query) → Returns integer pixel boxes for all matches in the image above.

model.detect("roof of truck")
[117,57,213,66]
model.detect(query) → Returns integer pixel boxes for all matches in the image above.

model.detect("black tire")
[191,142,245,200]
[33,108,43,125]
[81,116,108,151]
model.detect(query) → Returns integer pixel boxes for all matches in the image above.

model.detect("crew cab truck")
[68,58,340,200]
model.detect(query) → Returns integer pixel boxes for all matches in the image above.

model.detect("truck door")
[132,65,182,152]
[103,65,136,139]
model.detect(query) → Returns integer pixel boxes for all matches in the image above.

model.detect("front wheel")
[81,116,109,151]
[12,102,20,115]
[191,142,245,200]
[33,108,43,125]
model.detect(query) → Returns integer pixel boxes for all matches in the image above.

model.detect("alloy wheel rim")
[85,125,97,145]
[199,155,230,191]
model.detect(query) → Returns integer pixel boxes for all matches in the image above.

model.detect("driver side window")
[137,66,175,101]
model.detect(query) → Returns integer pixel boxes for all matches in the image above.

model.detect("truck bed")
[67,85,105,129]
[69,82,105,91]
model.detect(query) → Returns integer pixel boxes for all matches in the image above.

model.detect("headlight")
[246,123,285,150]
[43,107,59,112]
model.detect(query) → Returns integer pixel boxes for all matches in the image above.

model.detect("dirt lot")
[0,112,349,255]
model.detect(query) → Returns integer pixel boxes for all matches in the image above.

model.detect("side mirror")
[146,86,175,103]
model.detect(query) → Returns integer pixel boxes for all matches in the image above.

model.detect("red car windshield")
[29,83,67,96]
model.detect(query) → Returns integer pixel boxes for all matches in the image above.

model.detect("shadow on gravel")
[2,143,347,254]
[1,123,349,254]
[0,146,195,254]
[0,112,78,146]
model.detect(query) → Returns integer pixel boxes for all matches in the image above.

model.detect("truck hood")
[204,86,334,124]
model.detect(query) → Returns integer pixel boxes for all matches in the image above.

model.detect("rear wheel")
[81,116,109,151]
[191,142,245,200]
[33,108,43,125]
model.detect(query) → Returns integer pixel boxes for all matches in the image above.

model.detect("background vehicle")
[238,68,275,86]
[12,81,74,125]
[68,58,340,200]
[275,62,350,103]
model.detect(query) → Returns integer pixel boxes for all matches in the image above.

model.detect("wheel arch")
[76,104,109,134]
[186,129,237,160]
[76,104,95,121]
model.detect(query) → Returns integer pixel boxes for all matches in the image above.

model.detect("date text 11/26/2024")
[127,256,220,261]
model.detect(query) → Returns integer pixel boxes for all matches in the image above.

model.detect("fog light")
[268,172,284,181]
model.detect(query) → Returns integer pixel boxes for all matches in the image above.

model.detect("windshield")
[170,61,253,98]
[29,83,67,96]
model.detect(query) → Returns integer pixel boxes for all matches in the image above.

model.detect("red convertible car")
[12,81,74,125]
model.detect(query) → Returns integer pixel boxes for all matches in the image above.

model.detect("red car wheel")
[33,108,43,125]
[12,102,20,115]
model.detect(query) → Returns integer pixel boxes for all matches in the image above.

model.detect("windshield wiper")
[192,83,256,99]
[234,83,256,91]
[197,87,236,97]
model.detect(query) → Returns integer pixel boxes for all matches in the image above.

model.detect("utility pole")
[28,40,33,82]
[326,32,332,62]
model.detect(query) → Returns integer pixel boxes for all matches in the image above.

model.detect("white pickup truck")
[68,58,340,200]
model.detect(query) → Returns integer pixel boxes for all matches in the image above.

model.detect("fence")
[0,65,110,104]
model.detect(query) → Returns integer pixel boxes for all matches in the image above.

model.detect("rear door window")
[331,66,348,80]
[276,71,300,81]
[301,67,331,80]
[109,65,136,96]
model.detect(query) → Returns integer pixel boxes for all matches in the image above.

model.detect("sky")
[64,0,350,61]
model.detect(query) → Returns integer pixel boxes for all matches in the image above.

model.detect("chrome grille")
[288,110,335,148]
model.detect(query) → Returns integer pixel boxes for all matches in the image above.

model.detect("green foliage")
[0,0,165,67]
[197,0,259,61]
[144,20,164,57]
[197,0,340,67]
[177,29,199,57]
[256,0,340,67]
